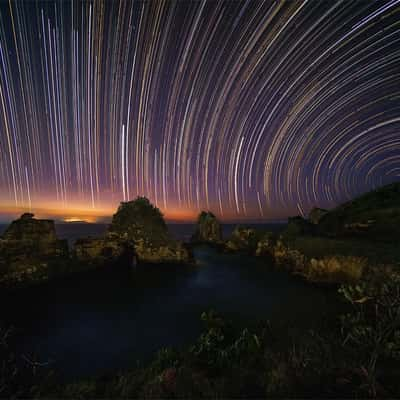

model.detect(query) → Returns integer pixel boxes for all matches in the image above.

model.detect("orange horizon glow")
[0,201,200,223]
[0,202,287,223]
[0,195,292,223]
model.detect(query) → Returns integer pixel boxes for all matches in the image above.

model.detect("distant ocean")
[0,222,286,245]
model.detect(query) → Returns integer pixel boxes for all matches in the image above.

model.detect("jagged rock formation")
[0,213,69,287]
[109,197,169,246]
[255,235,365,284]
[225,226,262,253]
[73,232,136,268]
[255,232,277,257]
[191,211,222,243]
[132,239,190,263]
[308,207,328,225]
[109,197,191,263]
[0,198,193,287]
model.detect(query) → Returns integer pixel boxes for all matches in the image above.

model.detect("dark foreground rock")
[308,207,328,224]
[282,216,314,239]
[0,213,69,287]
[191,211,222,244]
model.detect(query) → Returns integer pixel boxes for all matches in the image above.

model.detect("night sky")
[0,1,399,222]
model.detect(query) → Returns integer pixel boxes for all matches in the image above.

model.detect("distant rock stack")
[191,211,222,244]
[0,213,69,287]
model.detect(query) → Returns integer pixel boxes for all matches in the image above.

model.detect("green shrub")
[339,273,400,397]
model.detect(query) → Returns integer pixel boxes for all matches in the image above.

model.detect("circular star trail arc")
[0,0,399,221]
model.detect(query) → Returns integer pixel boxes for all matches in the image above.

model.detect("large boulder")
[0,213,69,287]
[133,239,190,264]
[308,207,328,225]
[191,211,222,243]
[255,232,277,257]
[109,197,169,246]
[73,233,136,268]
[109,197,191,263]
[225,226,262,253]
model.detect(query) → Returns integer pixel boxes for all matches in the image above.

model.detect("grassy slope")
[285,182,400,268]
[317,182,400,240]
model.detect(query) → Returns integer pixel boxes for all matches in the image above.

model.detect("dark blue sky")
[0,1,399,222]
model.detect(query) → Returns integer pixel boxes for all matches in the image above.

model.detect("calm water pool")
[0,244,340,380]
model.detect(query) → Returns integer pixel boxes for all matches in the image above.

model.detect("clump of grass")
[306,256,366,283]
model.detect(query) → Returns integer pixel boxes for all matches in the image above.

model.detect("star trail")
[0,0,399,222]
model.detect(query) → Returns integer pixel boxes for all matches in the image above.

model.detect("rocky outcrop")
[0,213,69,287]
[254,235,365,284]
[225,226,260,253]
[109,197,191,263]
[133,239,190,264]
[191,212,222,243]
[109,197,169,246]
[271,239,307,273]
[255,232,277,257]
[0,198,192,287]
[308,208,328,225]
[73,233,136,268]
